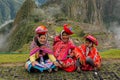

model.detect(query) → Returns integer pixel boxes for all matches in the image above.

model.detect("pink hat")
[35,25,48,34]
[85,35,98,46]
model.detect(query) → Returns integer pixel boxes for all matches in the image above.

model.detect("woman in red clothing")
[53,24,76,72]
[73,35,101,72]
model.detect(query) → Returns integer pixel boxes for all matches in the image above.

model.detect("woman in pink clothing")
[53,24,76,72]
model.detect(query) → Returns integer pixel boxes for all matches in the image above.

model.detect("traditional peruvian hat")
[85,35,98,46]
[63,24,73,35]
[35,25,48,35]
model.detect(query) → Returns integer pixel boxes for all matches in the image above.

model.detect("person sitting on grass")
[25,25,60,73]
[53,24,76,72]
[72,35,101,72]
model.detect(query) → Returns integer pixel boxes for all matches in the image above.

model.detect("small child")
[73,35,101,72]
[25,25,58,72]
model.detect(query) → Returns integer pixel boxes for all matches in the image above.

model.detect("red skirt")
[60,58,76,72]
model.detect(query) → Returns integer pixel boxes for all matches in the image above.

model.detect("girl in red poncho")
[53,24,76,72]
[73,35,101,72]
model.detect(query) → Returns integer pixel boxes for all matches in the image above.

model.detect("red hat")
[63,24,73,35]
[35,25,48,35]
[85,35,98,46]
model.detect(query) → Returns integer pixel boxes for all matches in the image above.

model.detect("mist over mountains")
[0,0,120,52]
[0,0,25,25]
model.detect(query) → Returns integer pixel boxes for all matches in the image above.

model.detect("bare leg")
[25,63,29,70]
[76,58,81,73]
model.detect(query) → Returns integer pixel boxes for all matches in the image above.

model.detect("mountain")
[0,20,13,51]
[7,0,120,52]
[35,0,47,7]
[103,0,120,26]
[0,0,49,52]
[8,0,37,51]
[0,0,25,26]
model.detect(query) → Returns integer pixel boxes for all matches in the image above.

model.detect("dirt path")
[0,62,24,67]
[102,59,120,64]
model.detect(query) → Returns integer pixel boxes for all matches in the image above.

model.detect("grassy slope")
[0,53,28,63]
[0,49,120,63]
[101,49,120,59]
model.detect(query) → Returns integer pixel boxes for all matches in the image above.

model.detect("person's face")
[62,32,69,42]
[38,35,47,44]
[85,40,93,48]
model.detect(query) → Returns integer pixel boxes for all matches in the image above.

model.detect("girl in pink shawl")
[25,25,59,72]
[53,24,76,72]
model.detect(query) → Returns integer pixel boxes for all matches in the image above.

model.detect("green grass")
[0,53,29,63]
[101,49,120,59]
[55,26,63,33]
[0,49,120,63]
